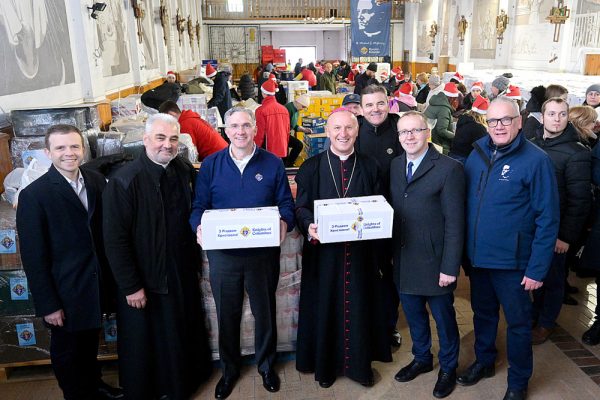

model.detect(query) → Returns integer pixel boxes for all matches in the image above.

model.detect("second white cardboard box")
[201,206,280,250]
[314,195,393,244]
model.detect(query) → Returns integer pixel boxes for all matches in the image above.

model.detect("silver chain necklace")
[326,150,356,198]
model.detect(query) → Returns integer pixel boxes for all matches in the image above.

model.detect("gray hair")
[145,113,180,134]
[490,96,520,116]
[224,107,256,126]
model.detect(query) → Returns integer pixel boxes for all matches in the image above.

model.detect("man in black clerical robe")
[294,108,392,388]
[103,114,212,400]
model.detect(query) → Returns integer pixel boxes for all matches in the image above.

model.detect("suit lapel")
[81,169,96,219]
[407,145,438,185]
[47,165,87,215]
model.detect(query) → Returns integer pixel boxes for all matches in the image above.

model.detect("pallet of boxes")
[0,104,118,381]
[295,92,346,165]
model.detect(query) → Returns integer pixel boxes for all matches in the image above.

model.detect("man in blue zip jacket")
[457,97,559,400]
[190,107,295,399]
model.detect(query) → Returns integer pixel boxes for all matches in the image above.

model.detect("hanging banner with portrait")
[351,0,391,57]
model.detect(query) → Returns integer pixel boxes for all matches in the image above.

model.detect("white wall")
[0,0,202,124]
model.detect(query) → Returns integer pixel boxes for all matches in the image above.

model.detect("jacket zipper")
[472,145,497,263]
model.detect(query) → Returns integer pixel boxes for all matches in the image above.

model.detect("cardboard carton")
[201,207,281,250]
[314,195,393,243]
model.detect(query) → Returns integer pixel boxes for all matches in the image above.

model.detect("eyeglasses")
[226,123,254,130]
[486,116,519,128]
[398,127,428,137]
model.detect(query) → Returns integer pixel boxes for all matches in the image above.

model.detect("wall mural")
[417,0,434,58]
[470,0,498,59]
[141,0,158,70]
[96,0,131,77]
[0,0,75,96]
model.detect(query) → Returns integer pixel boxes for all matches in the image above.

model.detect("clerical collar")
[328,148,354,161]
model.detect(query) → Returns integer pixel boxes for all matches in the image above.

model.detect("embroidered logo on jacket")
[255,173,263,181]
[500,164,511,181]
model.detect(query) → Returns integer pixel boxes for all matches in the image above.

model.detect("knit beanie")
[367,62,378,72]
[492,76,510,93]
[586,84,600,95]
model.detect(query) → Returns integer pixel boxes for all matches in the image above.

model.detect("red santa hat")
[351,63,359,71]
[333,60,340,66]
[395,82,413,98]
[443,82,460,97]
[397,72,405,81]
[470,81,484,91]
[471,95,489,114]
[261,79,279,96]
[505,85,522,100]
[166,70,176,79]
[452,72,464,83]
[391,67,402,75]
[380,71,389,80]
[269,73,277,81]
[205,63,217,78]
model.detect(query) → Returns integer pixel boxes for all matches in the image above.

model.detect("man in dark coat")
[17,124,121,400]
[103,114,213,400]
[208,64,233,120]
[530,98,591,344]
[390,112,464,399]
[353,62,378,95]
[355,84,402,347]
[295,109,392,388]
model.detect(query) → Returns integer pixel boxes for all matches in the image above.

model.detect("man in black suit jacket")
[390,112,465,399]
[17,124,121,400]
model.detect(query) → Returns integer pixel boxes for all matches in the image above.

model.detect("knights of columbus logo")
[240,226,250,237]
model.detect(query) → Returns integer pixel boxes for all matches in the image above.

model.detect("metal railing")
[201,0,404,20]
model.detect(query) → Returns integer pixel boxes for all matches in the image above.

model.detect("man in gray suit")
[390,111,465,399]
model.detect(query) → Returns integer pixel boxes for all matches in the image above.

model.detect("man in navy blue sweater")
[189,107,295,399]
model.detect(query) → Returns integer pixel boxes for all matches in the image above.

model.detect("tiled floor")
[2,273,600,399]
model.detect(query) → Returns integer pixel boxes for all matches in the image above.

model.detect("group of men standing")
[16,79,580,400]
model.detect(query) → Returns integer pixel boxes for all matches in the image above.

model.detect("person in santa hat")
[424,82,460,153]
[462,81,488,111]
[502,85,524,111]
[207,63,233,120]
[449,95,489,163]
[389,82,418,113]
[140,70,182,110]
[255,79,291,160]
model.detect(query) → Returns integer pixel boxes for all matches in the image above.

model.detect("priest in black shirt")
[294,108,392,388]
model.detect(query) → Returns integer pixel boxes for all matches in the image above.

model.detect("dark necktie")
[407,161,413,183]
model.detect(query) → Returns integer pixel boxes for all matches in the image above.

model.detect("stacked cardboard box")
[302,133,327,157]
[200,229,303,359]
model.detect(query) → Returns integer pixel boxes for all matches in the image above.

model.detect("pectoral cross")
[546,0,570,42]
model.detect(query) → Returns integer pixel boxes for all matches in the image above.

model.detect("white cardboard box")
[201,207,280,250]
[314,195,393,244]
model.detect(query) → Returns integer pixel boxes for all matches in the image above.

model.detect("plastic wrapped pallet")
[205,107,223,129]
[0,200,22,270]
[200,229,303,359]
[10,104,101,137]
[177,94,208,118]
[0,316,50,364]
[0,270,35,316]
[10,134,92,168]
[111,95,142,120]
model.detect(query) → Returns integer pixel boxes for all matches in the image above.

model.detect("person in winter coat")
[449,95,489,163]
[522,85,546,139]
[424,83,460,153]
[255,79,291,159]
[580,141,600,345]
[318,63,336,93]
[295,66,317,89]
[238,73,255,101]
[490,75,510,99]
[424,74,444,109]
[141,71,182,110]
[530,97,592,345]
[207,64,233,121]
[458,97,559,400]
[354,62,378,95]
[389,82,417,113]
[583,84,600,138]
[570,105,598,146]
[158,101,228,161]
[415,72,430,105]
